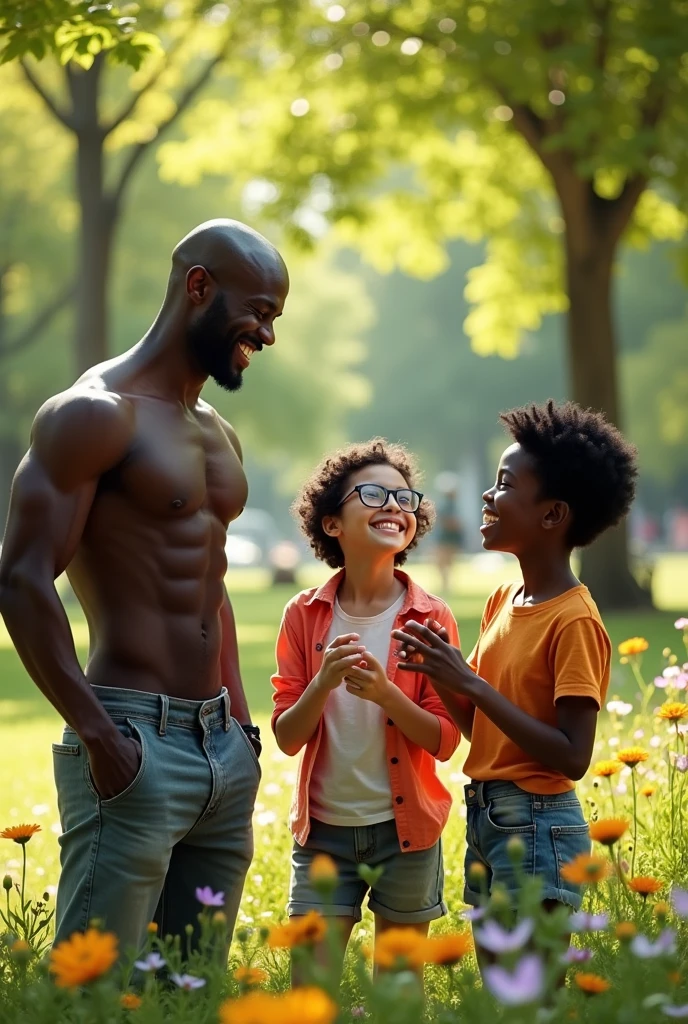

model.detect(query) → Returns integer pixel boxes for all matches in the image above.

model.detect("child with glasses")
[271,439,461,977]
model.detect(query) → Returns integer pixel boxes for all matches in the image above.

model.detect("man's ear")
[322,515,342,538]
[542,501,570,531]
[186,265,212,304]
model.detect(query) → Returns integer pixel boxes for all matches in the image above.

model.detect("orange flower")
[628,876,663,897]
[589,818,629,846]
[615,922,637,941]
[219,987,337,1024]
[233,965,269,987]
[0,823,41,845]
[308,854,338,884]
[617,747,649,768]
[593,760,621,778]
[640,784,657,798]
[146,922,158,934]
[267,911,327,949]
[656,702,688,722]
[50,928,118,988]
[668,971,682,985]
[561,854,611,886]
[421,932,473,965]
[121,993,142,1010]
[618,637,648,657]
[574,972,611,994]
[653,902,671,919]
[371,928,428,968]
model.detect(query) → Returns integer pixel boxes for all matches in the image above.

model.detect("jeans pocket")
[52,743,80,757]
[87,720,148,807]
[552,824,591,888]
[486,796,536,834]
[236,722,262,780]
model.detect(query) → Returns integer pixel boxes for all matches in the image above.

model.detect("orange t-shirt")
[463,583,611,794]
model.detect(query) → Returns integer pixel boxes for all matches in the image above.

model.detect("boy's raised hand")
[314,633,366,693]
[392,620,476,693]
[344,651,395,707]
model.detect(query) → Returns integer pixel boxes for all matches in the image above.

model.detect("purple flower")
[351,1009,366,1019]
[631,929,677,959]
[570,912,609,933]
[670,886,688,918]
[560,946,594,965]
[170,973,206,991]
[655,676,670,689]
[674,618,688,630]
[461,906,487,922]
[195,886,225,907]
[483,954,545,1006]
[672,754,688,773]
[475,918,534,954]
[663,1006,688,1018]
[134,952,166,972]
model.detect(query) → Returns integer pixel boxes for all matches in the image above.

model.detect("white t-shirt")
[309,592,405,827]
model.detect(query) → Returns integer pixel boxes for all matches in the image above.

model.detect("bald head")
[170,219,289,393]
[172,218,287,287]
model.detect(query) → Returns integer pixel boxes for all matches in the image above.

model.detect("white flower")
[607,700,633,716]
[631,929,676,959]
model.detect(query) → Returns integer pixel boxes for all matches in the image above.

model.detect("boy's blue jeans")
[52,685,260,959]
[463,780,591,910]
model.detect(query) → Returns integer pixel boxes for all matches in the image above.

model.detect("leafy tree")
[160,0,688,606]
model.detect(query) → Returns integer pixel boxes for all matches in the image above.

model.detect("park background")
[1,2,688,1015]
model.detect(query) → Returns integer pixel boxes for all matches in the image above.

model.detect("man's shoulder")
[197,400,242,461]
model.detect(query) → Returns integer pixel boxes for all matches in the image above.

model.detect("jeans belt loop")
[222,689,231,731]
[477,781,487,809]
[158,694,169,736]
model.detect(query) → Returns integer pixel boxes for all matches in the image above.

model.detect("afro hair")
[500,399,638,549]
[292,438,434,569]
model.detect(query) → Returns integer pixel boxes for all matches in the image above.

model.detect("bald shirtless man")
[0,219,289,960]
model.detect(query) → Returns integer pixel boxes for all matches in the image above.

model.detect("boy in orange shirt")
[271,439,460,971]
[394,401,637,915]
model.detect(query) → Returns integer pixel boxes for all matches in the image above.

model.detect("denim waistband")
[464,780,579,808]
[89,684,231,735]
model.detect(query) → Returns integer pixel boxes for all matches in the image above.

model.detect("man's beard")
[186,292,243,393]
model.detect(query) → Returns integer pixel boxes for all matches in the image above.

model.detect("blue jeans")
[53,686,260,958]
[289,817,447,924]
[463,781,591,910]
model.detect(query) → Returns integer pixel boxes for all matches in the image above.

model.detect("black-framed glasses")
[338,483,424,513]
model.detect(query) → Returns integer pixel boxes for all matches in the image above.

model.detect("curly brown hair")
[292,438,435,569]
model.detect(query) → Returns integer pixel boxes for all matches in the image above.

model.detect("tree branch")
[20,60,73,129]
[0,281,75,361]
[105,36,185,136]
[109,44,229,208]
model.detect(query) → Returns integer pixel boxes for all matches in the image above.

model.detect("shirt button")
[315,643,323,652]
[390,757,399,765]
[387,718,394,726]
[396,796,403,804]
[402,840,410,848]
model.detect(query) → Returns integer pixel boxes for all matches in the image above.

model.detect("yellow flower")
[628,876,663,898]
[593,760,621,778]
[267,911,327,949]
[640,784,657,798]
[233,966,268,987]
[653,901,671,919]
[121,993,142,1010]
[560,854,611,886]
[574,972,611,994]
[308,854,338,884]
[616,747,649,768]
[372,928,428,968]
[50,928,118,988]
[0,823,41,845]
[656,702,688,722]
[618,637,649,657]
[420,931,473,965]
[615,922,637,941]
[219,988,337,1024]
[146,922,158,934]
[589,818,629,846]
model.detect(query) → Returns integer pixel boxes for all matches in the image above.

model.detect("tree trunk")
[69,58,117,376]
[564,237,652,610]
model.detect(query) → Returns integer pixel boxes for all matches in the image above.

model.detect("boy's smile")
[325,464,418,559]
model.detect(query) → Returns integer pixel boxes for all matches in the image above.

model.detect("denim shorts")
[463,781,591,911]
[289,817,447,924]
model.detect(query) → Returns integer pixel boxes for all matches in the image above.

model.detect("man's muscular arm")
[216,414,254,730]
[0,388,141,799]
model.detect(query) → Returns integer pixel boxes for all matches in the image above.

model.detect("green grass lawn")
[1,554,686,895]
